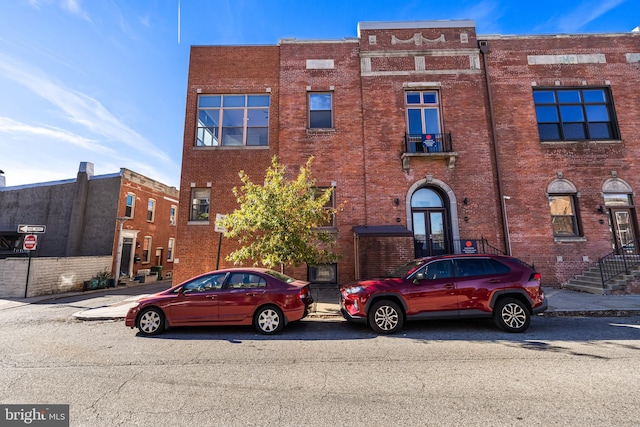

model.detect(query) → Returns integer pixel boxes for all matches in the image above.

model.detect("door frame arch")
[405,177,461,254]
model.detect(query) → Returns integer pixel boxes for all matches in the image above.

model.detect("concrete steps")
[564,261,635,295]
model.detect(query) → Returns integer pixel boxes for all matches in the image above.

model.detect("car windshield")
[386,259,427,278]
[264,270,296,283]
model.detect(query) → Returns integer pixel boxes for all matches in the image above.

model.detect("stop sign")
[23,234,37,251]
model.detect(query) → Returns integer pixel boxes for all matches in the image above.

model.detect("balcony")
[401,133,459,170]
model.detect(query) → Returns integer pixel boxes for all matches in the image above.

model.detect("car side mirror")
[413,271,425,284]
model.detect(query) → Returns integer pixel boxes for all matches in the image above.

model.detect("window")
[454,258,510,277]
[406,90,444,152]
[406,90,441,136]
[308,264,337,284]
[190,189,210,221]
[147,199,156,222]
[142,236,152,263]
[228,273,267,289]
[196,94,270,146]
[309,93,333,128]
[182,273,226,293]
[549,195,580,237]
[314,187,336,228]
[167,238,175,262]
[125,193,135,218]
[533,87,619,141]
[170,205,177,226]
[422,260,453,280]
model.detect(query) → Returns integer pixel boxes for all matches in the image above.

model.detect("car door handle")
[246,293,257,297]
[488,279,500,283]
[206,295,217,299]
[444,284,455,289]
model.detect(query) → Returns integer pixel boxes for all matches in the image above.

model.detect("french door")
[413,209,448,257]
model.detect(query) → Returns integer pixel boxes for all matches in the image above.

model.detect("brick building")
[0,162,179,283]
[174,20,640,290]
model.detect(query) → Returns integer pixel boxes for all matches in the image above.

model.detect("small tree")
[218,156,339,272]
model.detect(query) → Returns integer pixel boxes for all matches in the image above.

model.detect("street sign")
[214,213,227,233]
[17,224,46,234]
[23,234,38,251]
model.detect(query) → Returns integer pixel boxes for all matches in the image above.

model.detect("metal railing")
[405,133,453,154]
[455,238,506,256]
[598,238,640,287]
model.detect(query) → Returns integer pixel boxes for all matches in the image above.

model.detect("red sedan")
[125,268,313,336]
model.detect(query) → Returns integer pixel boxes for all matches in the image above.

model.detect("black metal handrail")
[598,238,640,287]
[456,237,506,256]
[405,133,453,154]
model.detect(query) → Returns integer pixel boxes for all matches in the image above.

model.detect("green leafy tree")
[218,156,339,272]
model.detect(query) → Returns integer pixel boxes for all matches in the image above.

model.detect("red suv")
[340,254,547,334]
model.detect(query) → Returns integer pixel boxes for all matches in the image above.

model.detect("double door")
[413,209,448,257]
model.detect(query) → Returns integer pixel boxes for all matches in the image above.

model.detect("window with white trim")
[125,193,135,218]
[170,205,177,226]
[142,236,152,263]
[147,199,156,222]
[167,238,175,262]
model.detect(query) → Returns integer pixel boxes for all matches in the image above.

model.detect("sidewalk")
[3,283,640,321]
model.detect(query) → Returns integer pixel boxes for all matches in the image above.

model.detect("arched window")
[547,178,581,237]
[411,188,443,208]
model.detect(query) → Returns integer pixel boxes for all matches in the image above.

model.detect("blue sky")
[0,0,637,188]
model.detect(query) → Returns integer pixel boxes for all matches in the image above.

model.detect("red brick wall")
[483,34,640,284]
[357,236,414,279]
[174,46,280,285]
[175,24,640,289]
[114,171,179,278]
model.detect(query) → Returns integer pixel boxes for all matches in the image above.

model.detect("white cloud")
[61,0,92,22]
[0,116,113,153]
[0,52,171,164]
[550,0,627,33]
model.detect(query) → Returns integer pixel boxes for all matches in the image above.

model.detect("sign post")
[22,235,39,298]
[214,214,227,270]
[17,225,46,298]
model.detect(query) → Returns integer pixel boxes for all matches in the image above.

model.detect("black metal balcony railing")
[405,133,453,154]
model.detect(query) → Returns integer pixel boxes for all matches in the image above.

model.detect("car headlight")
[344,286,366,295]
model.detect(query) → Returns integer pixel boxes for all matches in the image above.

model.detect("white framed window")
[147,199,156,222]
[167,238,175,262]
[170,205,177,226]
[125,193,135,218]
[142,236,152,263]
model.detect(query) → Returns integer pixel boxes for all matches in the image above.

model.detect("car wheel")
[369,300,404,334]
[254,305,284,335]
[494,297,530,333]
[137,307,165,336]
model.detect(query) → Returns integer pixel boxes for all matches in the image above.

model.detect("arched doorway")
[603,178,638,253]
[411,187,451,257]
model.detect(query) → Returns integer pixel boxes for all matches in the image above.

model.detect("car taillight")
[299,288,309,300]
[529,272,541,282]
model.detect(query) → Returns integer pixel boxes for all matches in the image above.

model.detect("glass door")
[412,210,447,257]
[611,208,637,254]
